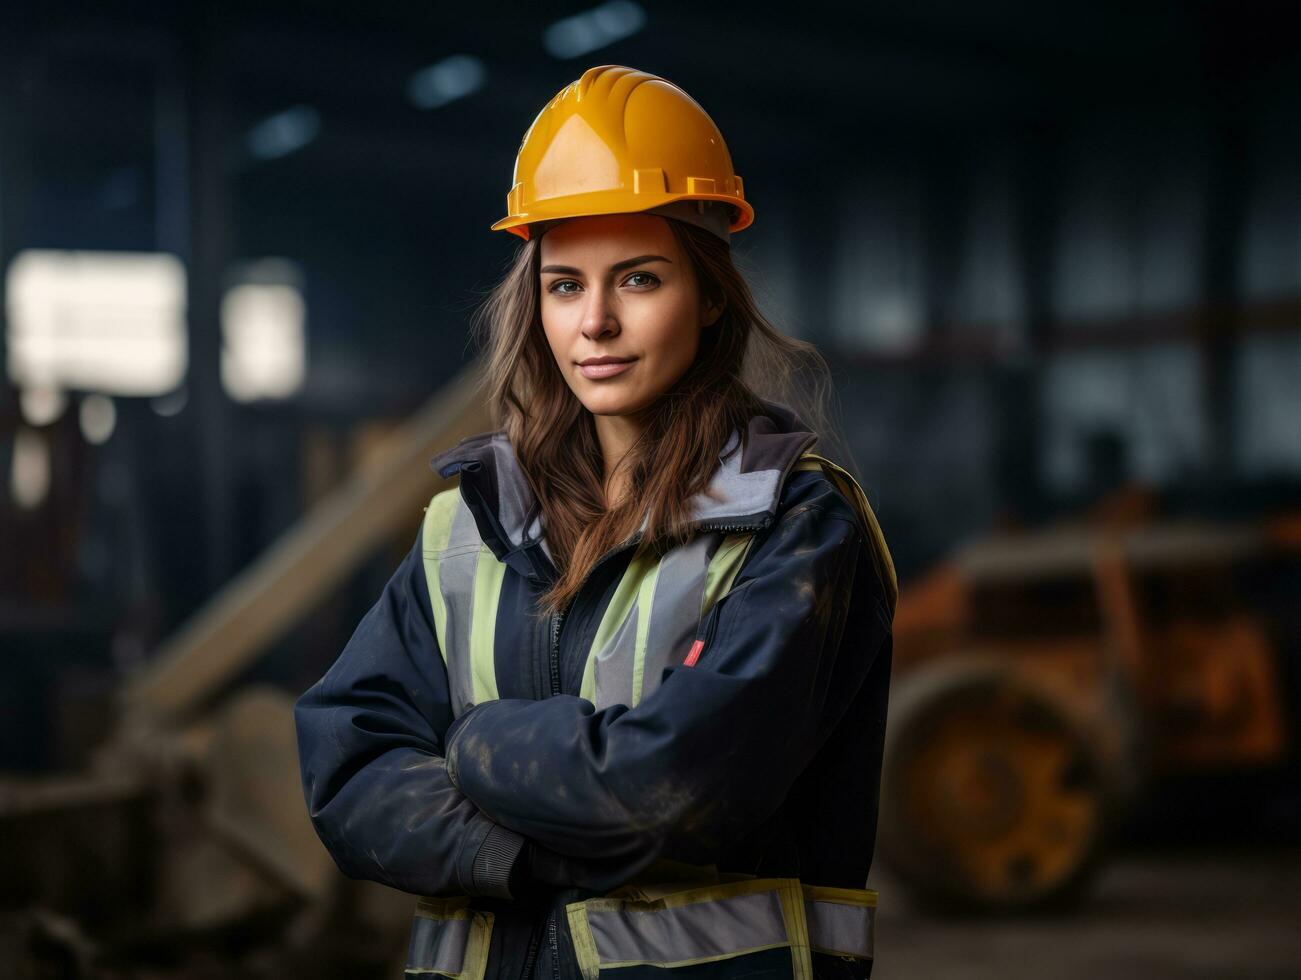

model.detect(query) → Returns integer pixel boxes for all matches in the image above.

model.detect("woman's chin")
[576,389,654,418]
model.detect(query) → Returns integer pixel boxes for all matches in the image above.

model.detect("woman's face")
[538,213,721,419]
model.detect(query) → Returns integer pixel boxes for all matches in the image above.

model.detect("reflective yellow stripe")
[468,546,505,704]
[700,531,754,617]
[778,877,814,980]
[421,490,460,667]
[629,555,661,705]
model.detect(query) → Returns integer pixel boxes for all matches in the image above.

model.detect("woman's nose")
[579,286,619,340]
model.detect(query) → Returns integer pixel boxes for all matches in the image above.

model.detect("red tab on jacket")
[684,638,705,667]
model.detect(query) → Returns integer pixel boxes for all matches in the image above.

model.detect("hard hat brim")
[491,190,754,241]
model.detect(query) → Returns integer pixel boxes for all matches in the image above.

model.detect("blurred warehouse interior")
[1,0,1301,975]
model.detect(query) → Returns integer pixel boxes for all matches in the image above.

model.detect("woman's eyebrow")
[540,254,672,276]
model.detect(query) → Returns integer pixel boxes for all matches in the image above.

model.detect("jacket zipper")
[547,529,643,696]
[530,514,775,980]
[548,909,561,980]
[535,529,650,980]
[506,444,808,980]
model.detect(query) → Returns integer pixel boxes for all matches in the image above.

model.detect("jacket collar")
[428,398,818,578]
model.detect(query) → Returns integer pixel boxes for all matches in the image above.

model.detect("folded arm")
[444,492,893,888]
[293,526,527,898]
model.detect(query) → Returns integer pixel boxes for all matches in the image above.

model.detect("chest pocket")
[421,486,756,717]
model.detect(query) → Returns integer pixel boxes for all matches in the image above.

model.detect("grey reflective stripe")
[636,534,714,702]
[586,888,788,966]
[805,899,874,959]
[406,911,470,974]
[582,530,759,707]
[581,530,752,710]
[482,431,539,550]
[581,545,660,708]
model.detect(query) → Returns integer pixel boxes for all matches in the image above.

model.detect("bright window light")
[5,249,187,396]
[543,1,646,59]
[408,55,487,109]
[220,261,307,402]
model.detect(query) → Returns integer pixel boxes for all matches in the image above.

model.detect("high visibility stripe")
[565,877,815,980]
[630,534,706,705]
[587,889,785,966]
[802,884,876,960]
[805,900,875,959]
[578,529,760,709]
[406,913,469,974]
[579,544,656,706]
[423,491,505,718]
[421,490,460,668]
[701,532,754,617]
[429,454,891,721]
[468,547,505,705]
[777,876,814,980]
[629,556,660,705]
[407,896,494,978]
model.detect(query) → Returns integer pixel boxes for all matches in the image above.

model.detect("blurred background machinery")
[2,1,1300,978]
[881,494,1301,911]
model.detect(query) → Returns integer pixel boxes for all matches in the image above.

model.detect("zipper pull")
[683,638,705,667]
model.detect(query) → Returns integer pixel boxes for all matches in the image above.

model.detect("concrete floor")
[866,846,1301,979]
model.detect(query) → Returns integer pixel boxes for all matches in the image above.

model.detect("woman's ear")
[702,296,726,328]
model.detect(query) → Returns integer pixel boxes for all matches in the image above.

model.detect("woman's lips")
[578,359,636,379]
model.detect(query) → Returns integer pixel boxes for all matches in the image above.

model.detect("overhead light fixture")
[408,54,487,110]
[543,1,647,59]
[246,105,321,161]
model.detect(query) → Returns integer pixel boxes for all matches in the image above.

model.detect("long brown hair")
[468,217,846,617]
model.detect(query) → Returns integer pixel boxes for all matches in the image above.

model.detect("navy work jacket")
[294,400,895,980]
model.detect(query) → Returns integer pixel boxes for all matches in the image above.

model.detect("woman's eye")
[548,280,580,295]
[625,272,658,287]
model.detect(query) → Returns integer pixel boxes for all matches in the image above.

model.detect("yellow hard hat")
[491,65,754,241]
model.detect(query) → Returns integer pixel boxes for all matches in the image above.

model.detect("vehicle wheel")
[878,662,1119,914]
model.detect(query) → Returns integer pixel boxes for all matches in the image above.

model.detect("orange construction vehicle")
[878,490,1301,912]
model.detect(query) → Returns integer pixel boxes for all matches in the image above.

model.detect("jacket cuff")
[466,822,527,899]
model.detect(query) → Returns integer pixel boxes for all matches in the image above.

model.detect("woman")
[294,65,896,980]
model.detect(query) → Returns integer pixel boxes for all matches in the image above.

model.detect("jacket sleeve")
[443,488,892,889]
[292,524,529,899]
